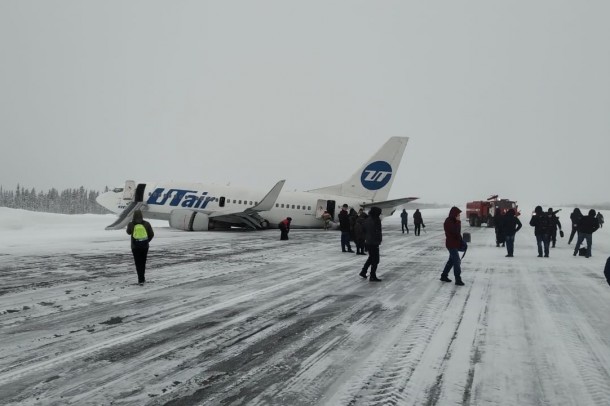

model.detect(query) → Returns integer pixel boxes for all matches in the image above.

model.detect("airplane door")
[123,180,136,201]
[315,200,327,219]
[326,200,336,221]
[134,184,146,202]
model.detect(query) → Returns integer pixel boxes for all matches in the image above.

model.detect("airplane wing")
[360,196,419,210]
[205,180,285,229]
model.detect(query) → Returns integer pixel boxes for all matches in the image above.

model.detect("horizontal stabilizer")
[360,196,419,210]
[105,201,144,230]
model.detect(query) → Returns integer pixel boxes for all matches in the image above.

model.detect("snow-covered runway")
[1,208,609,405]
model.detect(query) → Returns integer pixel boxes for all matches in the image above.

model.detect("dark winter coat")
[548,211,562,231]
[363,207,382,246]
[353,215,367,244]
[400,210,408,224]
[578,210,600,234]
[493,211,504,231]
[570,209,583,230]
[529,206,552,236]
[501,209,522,236]
[444,207,462,249]
[338,209,351,232]
[126,210,154,250]
[413,210,423,225]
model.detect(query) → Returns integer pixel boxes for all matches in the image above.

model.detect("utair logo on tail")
[361,161,392,190]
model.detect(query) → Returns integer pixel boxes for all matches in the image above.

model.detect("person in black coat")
[338,204,354,252]
[568,208,583,244]
[359,207,383,281]
[413,209,424,236]
[573,209,599,258]
[547,208,563,248]
[126,209,154,285]
[494,210,505,247]
[501,208,522,257]
[353,211,367,255]
[400,209,409,234]
[529,206,552,258]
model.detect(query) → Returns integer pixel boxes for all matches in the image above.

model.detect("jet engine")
[169,210,209,231]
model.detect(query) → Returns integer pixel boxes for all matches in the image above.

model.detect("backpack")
[132,224,148,241]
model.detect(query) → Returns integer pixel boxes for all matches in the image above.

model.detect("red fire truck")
[466,195,519,227]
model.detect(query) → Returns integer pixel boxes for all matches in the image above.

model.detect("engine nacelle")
[169,210,209,231]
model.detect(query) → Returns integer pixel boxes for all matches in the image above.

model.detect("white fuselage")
[97,181,375,229]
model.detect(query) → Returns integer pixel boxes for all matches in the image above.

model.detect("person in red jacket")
[440,206,465,286]
[279,217,292,240]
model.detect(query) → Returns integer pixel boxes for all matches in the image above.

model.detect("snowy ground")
[0,207,609,406]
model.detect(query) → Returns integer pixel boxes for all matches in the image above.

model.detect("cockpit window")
[113,188,124,193]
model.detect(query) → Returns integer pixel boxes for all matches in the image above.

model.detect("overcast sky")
[1,1,609,206]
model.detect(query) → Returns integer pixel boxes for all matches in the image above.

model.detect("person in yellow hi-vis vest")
[126,209,154,285]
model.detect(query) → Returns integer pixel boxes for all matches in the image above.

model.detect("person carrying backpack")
[126,209,154,285]
[529,206,552,258]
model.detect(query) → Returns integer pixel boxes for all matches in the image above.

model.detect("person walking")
[597,212,605,228]
[126,209,154,285]
[400,209,409,234]
[413,209,424,236]
[573,209,600,258]
[547,208,563,248]
[529,206,552,257]
[353,211,367,255]
[440,206,465,286]
[568,208,583,244]
[338,204,354,252]
[359,207,383,281]
[501,208,522,257]
[493,209,505,247]
[279,217,292,240]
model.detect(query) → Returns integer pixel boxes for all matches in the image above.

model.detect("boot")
[369,276,382,282]
[440,275,452,282]
[455,280,465,286]
[359,270,368,279]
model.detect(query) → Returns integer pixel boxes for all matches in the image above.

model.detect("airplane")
[96,137,418,231]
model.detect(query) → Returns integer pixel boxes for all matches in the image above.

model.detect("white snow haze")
[1,1,609,205]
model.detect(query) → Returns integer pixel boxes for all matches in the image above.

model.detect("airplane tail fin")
[307,137,409,201]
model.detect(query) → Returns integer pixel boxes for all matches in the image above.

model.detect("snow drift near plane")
[97,137,418,231]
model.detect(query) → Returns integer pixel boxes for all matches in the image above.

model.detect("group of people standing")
[400,209,425,235]
[125,205,608,288]
[334,204,382,281]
